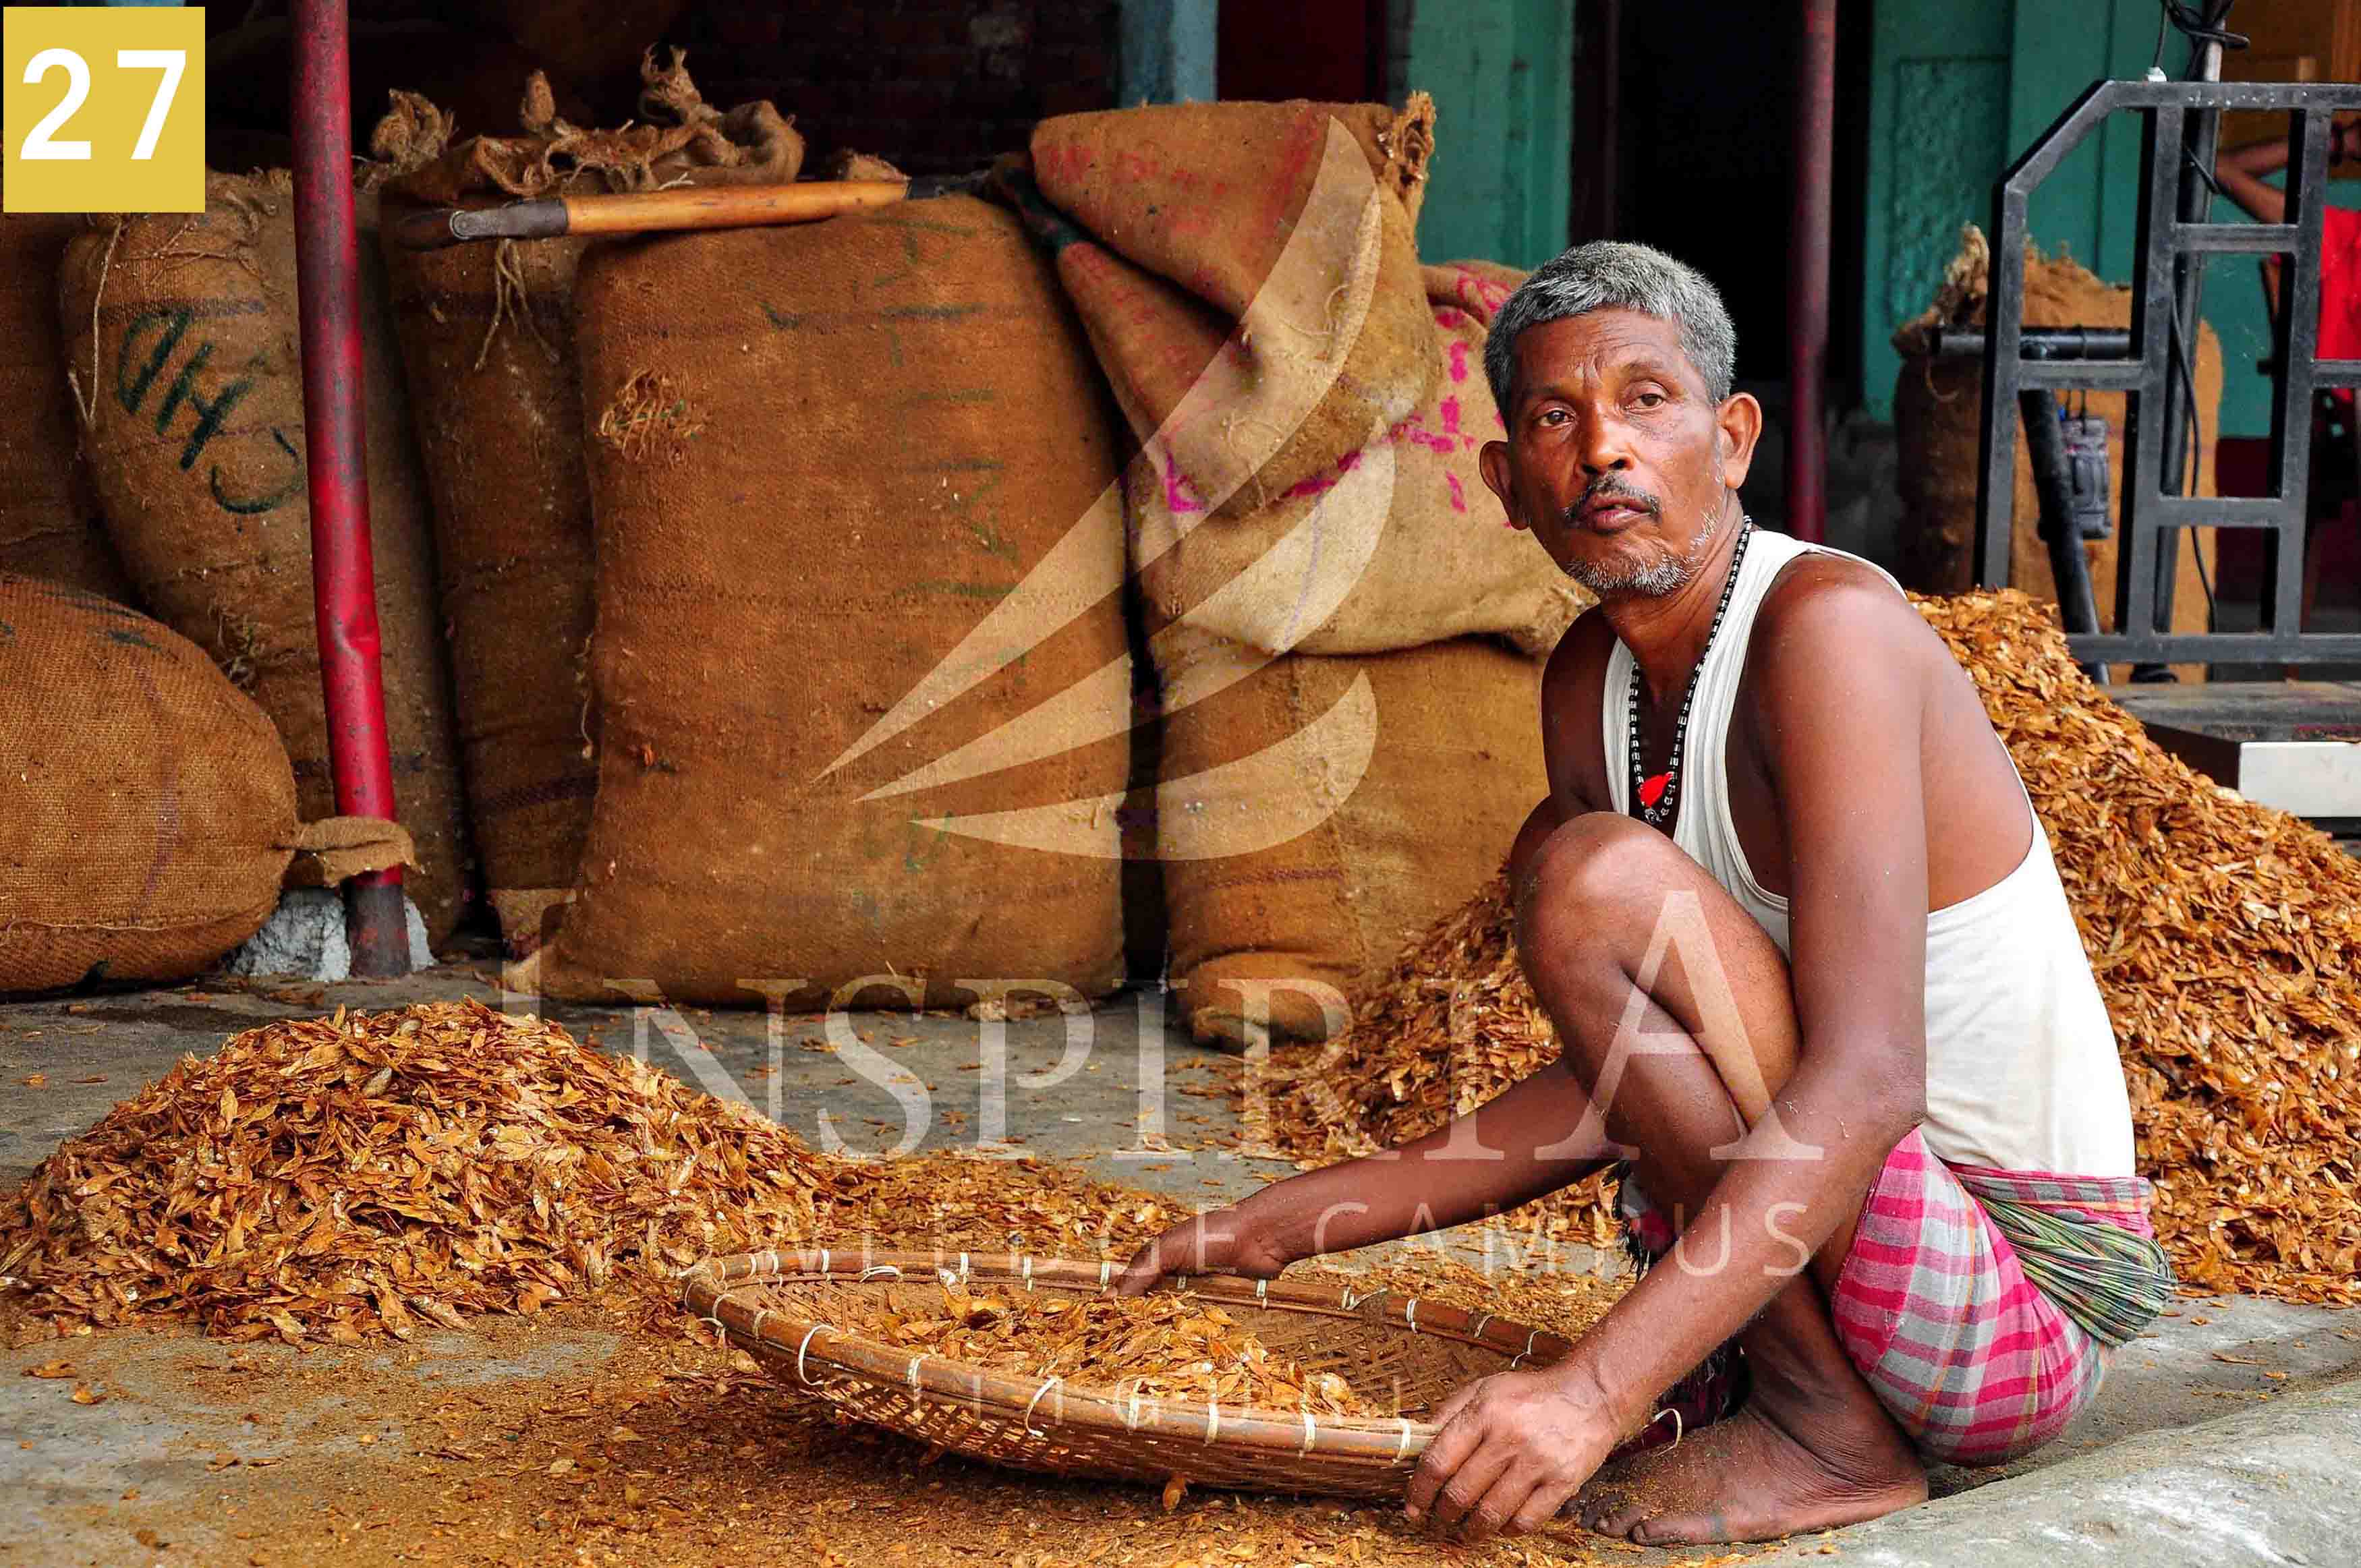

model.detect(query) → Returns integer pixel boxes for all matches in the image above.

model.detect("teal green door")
[1398,0,1574,268]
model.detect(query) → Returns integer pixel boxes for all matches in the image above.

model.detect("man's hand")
[1112,1203,1292,1297]
[1404,1365,1624,1542]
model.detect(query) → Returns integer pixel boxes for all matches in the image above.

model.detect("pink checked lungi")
[1621,1128,2161,1468]
[1827,1128,2153,1465]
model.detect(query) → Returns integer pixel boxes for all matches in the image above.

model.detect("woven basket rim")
[681,1247,1574,1468]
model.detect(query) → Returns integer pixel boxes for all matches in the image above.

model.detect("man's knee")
[1514,810,1674,964]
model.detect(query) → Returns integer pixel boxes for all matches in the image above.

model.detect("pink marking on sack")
[1160,452,1206,515]
[1446,340,1471,383]
[1446,472,1468,513]
[1281,447,1364,501]
[1439,396,1461,436]
[1392,410,1453,455]
[1433,306,1466,330]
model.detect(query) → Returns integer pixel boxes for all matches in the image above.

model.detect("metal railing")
[1976,78,2361,666]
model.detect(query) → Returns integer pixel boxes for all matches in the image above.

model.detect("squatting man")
[1120,241,2172,1544]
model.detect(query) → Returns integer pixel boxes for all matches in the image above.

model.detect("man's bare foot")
[1573,1397,1927,1545]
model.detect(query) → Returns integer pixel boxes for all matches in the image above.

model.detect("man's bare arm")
[1541,610,1615,810]
[1114,1064,1617,1293]
[2215,135,2291,227]
[2213,121,2361,227]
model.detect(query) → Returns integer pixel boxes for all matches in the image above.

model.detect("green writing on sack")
[115,307,304,517]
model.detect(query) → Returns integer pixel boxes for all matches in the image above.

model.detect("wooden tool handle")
[562,179,913,236]
[389,179,915,250]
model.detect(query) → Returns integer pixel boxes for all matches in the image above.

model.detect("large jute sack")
[1156,625,1549,1047]
[536,195,1131,1007]
[0,210,134,599]
[1032,98,1439,523]
[1129,258,1583,658]
[375,67,802,952]
[58,173,472,943]
[0,576,294,992]
[1893,227,2218,678]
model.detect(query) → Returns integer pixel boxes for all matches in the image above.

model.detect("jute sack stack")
[535,195,1132,1007]
[1131,258,1581,658]
[1131,256,1574,1047]
[0,208,136,599]
[1031,97,1440,524]
[1154,625,1550,1047]
[1893,225,2219,678]
[375,63,803,954]
[0,576,385,993]
[58,173,472,943]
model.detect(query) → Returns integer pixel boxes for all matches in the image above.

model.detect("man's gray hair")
[1483,241,1738,415]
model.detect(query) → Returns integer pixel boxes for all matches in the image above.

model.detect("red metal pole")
[1786,0,1836,543]
[292,0,409,975]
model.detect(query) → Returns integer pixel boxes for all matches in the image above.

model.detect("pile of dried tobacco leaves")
[0,993,1626,1350]
[1276,590,2361,1305]
[1924,591,2361,1302]
[853,1281,1370,1416]
[0,1000,836,1341]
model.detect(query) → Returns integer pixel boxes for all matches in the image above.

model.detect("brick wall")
[672,1,1122,177]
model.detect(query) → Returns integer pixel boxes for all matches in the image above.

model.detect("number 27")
[21,47,185,162]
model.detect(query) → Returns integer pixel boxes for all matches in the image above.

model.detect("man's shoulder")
[1541,604,1617,697]
[1746,549,1936,693]
[1756,548,1916,631]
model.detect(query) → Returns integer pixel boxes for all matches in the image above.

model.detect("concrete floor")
[3,967,2358,1565]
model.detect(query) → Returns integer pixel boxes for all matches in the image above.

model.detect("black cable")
[2157,1,2248,55]
[2181,148,2226,200]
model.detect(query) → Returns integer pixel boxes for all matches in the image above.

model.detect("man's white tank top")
[1601,527,2136,1179]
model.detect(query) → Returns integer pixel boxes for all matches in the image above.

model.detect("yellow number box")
[3,6,203,213]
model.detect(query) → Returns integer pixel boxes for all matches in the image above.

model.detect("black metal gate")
[1976,78,2361,666]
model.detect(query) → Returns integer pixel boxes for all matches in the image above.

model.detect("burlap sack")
[1032,97,1439,523]
[58,173,472,943]
[1156,626,1549,1047]
[0,575,294,992]
[536,195,1131,1007]
[1129,259,1584,658]
[375,67,803,952]
[0,209,134,599]
[1893,227,2219,678]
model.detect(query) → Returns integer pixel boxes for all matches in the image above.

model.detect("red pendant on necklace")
[1638,772,1673,809]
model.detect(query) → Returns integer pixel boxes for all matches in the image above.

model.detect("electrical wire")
[2156,1,2248,55]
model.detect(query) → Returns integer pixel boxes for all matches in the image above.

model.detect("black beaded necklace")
[1626,515,1756,831]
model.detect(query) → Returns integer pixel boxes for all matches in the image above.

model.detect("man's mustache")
[1559,476,1663,526]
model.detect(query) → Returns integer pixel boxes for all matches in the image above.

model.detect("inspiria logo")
[826,119,1401,861]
